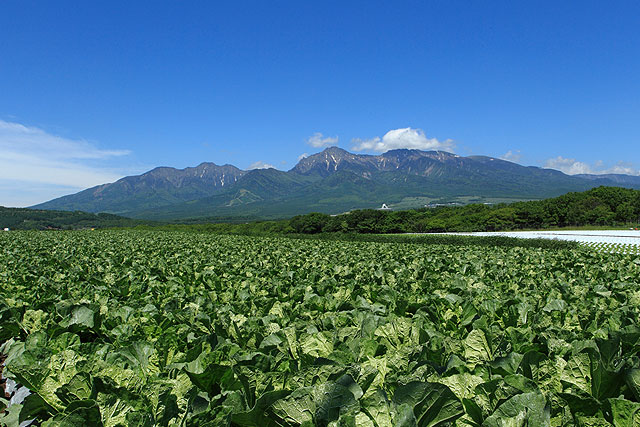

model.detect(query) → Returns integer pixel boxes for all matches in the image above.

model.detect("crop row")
[1,230,640,426]
[580,241,640,255]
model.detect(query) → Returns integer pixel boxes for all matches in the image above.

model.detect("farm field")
[443,230,640,254]
[2,230,640,426]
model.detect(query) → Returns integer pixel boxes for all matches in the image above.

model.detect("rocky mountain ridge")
[33,147,640,220]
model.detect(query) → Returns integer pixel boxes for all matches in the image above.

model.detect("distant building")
[425,202,462,208]
[378,203,391,211]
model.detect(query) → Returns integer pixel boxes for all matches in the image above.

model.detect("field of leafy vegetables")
[1,230,640,426]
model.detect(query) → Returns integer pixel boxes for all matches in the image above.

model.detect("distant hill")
[0,207,151,230]
[33,147,640,221]
[303,185,640,233]
[176,186,640,235]
[33,163,245,215]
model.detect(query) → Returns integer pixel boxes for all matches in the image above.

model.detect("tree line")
[6,186,638,233]
[0,207,150,230]
[286,186,640,234]
[196,186,639,235]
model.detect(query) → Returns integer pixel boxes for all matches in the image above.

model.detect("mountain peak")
[383,148,422,154]
[291,146,374,176]
[31,146,640,220]
[321,146,349,154]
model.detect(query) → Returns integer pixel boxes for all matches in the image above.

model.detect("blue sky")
[1,1,639,206]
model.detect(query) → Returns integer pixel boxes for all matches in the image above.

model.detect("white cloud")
[351,127,454,153]
[0,120,130,159]
[248,160,275,170]
[544,156,640,176]
[0,120,131,206]
[500,150,522,163]
[297,153,309,161]
[607,164,640,175]
[306,132,338,148]
[544,157,592,175]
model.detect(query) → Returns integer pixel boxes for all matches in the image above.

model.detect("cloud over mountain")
[351,127,454,153]
[306,132,338,148]
[501,150,522,162]
[545,156,640,176]
[248,160,276,170]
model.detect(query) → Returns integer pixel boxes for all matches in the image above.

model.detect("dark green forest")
[287,186,640,233]
[3,186,639,233]
[0,207,150,230]
[158,186,639,235]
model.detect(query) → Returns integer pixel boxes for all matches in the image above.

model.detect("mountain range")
[32,147,640,221]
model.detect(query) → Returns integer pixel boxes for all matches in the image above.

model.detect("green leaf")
[59,305,95,330]
[542,299,566,312]
[503,374,538,394]
[436,373,484,401]
[111,342,156,375]
[625,368,640,401]
[483,392,550,427]
[184,363,237,397]
[300,333,333,358]
[590,357,624,401]
[56,372,94,404]
[231,389,291,426]
[155,388,181,427]
[270,387,316,425]
[93,378,149,427]
[41,400,103,426]
[561,352,591,395]
[460,303,477,327]
[608,398,640,427]
[520,351,547,381]
[0,403,23,427]
[558,392,601,417]
[462,398,483,426]
[360,389,394,427]
[392,382,464,427]
[19,393,55,424]
[314,382,360,425]
[464,329,492,365]
[489,352,523,376]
